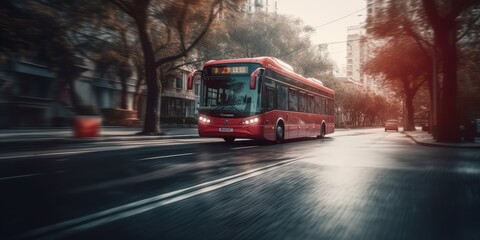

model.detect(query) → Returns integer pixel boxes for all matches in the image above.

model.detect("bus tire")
[223,137,235,143]
[275,121,284,144]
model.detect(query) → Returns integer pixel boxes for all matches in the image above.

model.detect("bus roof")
[203,57,334,96]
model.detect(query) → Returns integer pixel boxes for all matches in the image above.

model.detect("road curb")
[404,132,480,149]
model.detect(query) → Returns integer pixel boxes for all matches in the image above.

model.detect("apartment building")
[244,0,278,14]
[345,0,391,92]
[0,53,200,128]
[346,24,377,90]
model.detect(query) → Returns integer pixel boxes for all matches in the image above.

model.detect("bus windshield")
[199,64,262,118]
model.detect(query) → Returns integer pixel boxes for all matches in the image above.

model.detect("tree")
[421,0,480,142]
[106,0,242,134]
[291,44,334,78]
[365,0,433,131]
[336,85,363,127]
[73,4,137,110]
[457,18,480,124]
[0,0,94,108]
[197,12,333,79]
[364,36,429,131]
[366,0,480,141]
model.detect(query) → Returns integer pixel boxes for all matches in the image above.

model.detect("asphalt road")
[1,128,480,240]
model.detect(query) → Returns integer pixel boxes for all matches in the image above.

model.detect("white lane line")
[46,167,284,240]
[20,158,299,240]
[0,151,87,160]
[0,139,206,161]
[136,153,195,161]
[0,170,66,181]
[232,146,259,150]
[0,145,162,160]
[0,173,46,181]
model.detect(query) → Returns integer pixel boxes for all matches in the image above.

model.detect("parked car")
[385,119,399,132]
[421,122,429,131]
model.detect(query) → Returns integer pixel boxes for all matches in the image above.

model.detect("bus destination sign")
[212,66,248,75]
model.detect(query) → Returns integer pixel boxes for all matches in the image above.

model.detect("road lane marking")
[0,147,139,160]
[232,146,259,150]
[136,153,195,161]
[0,144,178,160]
[0,139,245,161]
[0,151,88,160]
[0,138,210,161]
[19,157,300,240]
[0,170,66,181]
[0,173,46,181]
[135,145,261,161]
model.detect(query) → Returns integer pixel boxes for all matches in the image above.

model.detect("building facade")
[244,0,278,14]
[344,0,393,93]
[161,68,200,120]
[0,53,200,128]
[346,25,362,86]
[346,21,381,91]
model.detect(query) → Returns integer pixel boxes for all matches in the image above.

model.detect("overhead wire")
[314,7,367,29]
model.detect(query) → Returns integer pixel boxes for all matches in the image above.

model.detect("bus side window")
[265,87,275,112]
[277,85,288,110]
[314,96,321,114]
[323,98,327,115]
[329,99,334,115]
[298,93,306,112]
[307,95,314,113]
[288,89,298,112]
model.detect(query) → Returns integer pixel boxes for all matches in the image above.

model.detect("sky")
[277,0,367,74]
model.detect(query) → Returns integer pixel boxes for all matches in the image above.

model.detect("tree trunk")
[137,18,160,134]
[436,25,460,142]
[420,0,467,143]
[403,78,416,131]
[404,93,416,131]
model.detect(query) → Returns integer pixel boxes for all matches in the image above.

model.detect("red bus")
[188,57,334,143]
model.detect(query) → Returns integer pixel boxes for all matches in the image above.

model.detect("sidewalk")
[0,125,200,148]
[404,130,480,149]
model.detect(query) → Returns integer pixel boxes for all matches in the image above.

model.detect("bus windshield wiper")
[209,103,244,118]
[224,103,245,117]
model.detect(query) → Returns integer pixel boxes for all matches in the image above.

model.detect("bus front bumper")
[198,124,265,140]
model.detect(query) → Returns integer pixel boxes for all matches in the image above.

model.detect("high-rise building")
[346,24,377,91]
[346,24,364,86]
[244,0,278,14]
[345,0,390,92]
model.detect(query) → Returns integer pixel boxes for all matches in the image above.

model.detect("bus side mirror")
[188,70,202,90]
[250,68,264,90]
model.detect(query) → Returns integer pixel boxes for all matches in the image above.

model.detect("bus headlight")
[199,116,211,123]
[243,117,259,125]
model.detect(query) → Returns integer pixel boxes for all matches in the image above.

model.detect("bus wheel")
[223,137,235,143]
[317,124,326,139]
[275,123,284,144]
